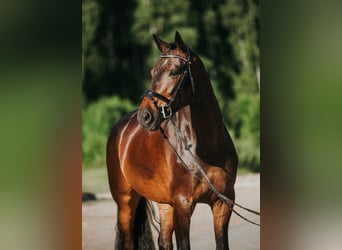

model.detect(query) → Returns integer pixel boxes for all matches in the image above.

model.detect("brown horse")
[106,32,238,250]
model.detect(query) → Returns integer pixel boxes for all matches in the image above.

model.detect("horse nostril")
[143,111,152,124]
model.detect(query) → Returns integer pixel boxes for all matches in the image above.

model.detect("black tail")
[133,198,156,249]
[115,197,156,249]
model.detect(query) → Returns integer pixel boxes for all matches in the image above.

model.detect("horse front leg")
[114,190,140,250]
[157,203,174,250]
[211,189,235,250]
[173,195,194,250]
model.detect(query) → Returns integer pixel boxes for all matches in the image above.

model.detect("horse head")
[137,32,195,131]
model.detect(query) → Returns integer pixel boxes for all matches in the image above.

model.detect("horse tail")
[114,225,125,250]
[114,197,157,249]
[133,197,156,249]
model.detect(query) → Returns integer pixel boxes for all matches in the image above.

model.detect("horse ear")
[153,34,168,53]
[175,31,187,53]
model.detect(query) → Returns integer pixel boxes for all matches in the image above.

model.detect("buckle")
[161,105,172,119]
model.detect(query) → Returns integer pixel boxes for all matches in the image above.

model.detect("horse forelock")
[167,42,177,50]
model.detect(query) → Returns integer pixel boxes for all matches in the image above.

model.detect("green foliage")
[234,94,260,171]
[82,0,260,171]
[82,96,136,168]
[82,0,101,80]
[82,0,100,53]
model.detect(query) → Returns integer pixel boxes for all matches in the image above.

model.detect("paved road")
[82,173,260,250]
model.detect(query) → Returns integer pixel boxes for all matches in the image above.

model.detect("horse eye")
[169,70,178,76]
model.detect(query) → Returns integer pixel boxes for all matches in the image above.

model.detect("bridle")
[142,47,195,128]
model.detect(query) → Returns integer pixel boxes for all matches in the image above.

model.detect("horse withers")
[106,32,238,250]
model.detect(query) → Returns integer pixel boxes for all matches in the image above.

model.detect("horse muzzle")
[137,108,161,131]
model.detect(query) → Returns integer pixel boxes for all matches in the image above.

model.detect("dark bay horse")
[106,32,238,250]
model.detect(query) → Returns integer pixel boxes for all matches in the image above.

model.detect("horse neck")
[163,56,236,166]
[190,60,225,145]
[166,79,231,166]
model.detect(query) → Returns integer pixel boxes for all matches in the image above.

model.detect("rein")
[160,120,261,227]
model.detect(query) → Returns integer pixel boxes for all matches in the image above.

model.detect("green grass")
[82,167,110,193]
[237,166,254,175]
[82,166,255,194]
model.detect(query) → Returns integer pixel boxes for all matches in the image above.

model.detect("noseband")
[143,48,195,128]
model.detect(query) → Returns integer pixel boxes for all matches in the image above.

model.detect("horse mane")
[188,51,238,166]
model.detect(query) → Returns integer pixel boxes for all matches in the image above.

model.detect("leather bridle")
[142,48,195,128]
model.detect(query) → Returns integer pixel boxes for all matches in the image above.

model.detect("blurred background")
[1,0,342,249]
[82,0,260,193]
